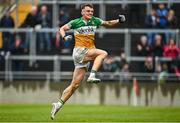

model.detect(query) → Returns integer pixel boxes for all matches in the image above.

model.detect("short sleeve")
[67,20,75,29]
[93,17,104,26]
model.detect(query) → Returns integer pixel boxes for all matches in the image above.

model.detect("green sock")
[91,69,97,73]
[90,69,97,78]
[58,99,65,106]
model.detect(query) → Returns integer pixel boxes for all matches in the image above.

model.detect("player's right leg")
[50,67,86,120]
[84,48,108,83]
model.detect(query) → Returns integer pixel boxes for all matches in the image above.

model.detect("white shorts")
[72,47,90,69]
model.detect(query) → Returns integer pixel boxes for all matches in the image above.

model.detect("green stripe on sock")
[59,99,65,105]
[91,69,97,73]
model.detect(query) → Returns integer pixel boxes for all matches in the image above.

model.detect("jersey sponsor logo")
[75,26,96,34]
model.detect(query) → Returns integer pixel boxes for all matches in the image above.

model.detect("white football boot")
[87,77,101,83]
[50,102,61,120]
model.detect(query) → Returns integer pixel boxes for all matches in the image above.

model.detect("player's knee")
[102,51,108,58]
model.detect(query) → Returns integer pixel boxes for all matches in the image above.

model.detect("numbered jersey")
[67,16,103,48]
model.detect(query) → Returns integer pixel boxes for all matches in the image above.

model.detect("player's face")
[82,6,94,20]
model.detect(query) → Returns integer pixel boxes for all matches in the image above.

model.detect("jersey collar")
[81,16,93,25]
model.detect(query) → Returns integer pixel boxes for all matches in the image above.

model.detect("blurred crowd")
[101,3,180,82]
[136,3,180,82]
[145,3,177,45]
[136,34,179,82]
[0,5,70,56]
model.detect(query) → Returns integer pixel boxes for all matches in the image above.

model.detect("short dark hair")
[81,3,94,10]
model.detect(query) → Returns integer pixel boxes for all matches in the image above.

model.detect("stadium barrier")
[0,55,178,82]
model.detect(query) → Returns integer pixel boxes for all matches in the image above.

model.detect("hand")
[63,35,72,41]
[118,14,126,23]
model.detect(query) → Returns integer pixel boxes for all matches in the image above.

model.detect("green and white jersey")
[67,16,103,48]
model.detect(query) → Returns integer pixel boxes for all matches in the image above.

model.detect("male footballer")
[51,3,125,120]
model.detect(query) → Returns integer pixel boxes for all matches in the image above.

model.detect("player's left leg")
[84,48,108,83]
[51,67,86,120]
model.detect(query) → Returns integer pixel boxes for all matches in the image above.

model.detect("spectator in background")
[143,56,154,73]
[151,34,164,57]
[156,3,168,29]
[101,55,120,80]
[163,38,179,59]
[11,35,25,54]
[136,35,151,56]
[164,39,179,73]
[0,10,15,52]
[119,49,128,69]
[166,58,180,81]
[21,6,39,50]
[158,63,168,84]
[22,6,39,28]
[136,35,151,72]
[11,35,25,71]
[118,49,131,82]
[38,5,51,51]
[167,9,177,28]
[163,38,179,73]
[150,34,164,73]
[102,56,119,72]
[145,9,158,46]
[156,63,162,74]
[156,3,168,43]
[120,62,131,83]
[166,9,177,43]
[59,7,69,27]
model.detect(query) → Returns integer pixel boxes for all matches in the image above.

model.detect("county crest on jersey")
[67,16,103,48]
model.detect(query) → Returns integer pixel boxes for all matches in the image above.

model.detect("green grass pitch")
[0,104,180,122]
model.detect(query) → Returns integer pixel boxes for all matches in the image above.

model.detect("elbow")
[59,27,65,35]
[59,27,63,32]
[59,25,68,32]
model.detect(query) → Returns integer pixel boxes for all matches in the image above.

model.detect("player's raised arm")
[59,24,72,41]
[101,14,126,27]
